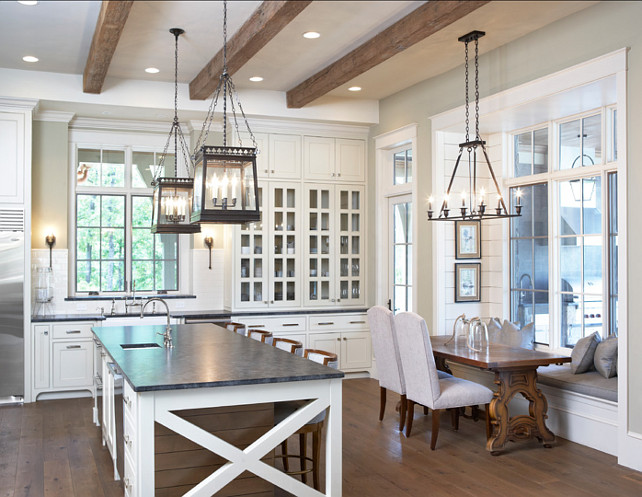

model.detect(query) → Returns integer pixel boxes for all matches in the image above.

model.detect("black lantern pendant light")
[151,28,200,234]
[190,0,260,225]
[427,31,521,222]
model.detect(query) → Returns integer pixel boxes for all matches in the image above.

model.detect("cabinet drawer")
[123,380,138,420]
[52,322,94,339]
[234,316,307,333]
[52,340,94,388]
[309,314,368,330]
[124,451,136,497]
[124,412,136,460]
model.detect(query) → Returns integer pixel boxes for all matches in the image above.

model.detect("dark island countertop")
[92,323,344,393]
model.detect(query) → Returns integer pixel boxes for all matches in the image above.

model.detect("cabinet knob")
[331,173,336,177]
[271,170,275,174]
[264,169,268,173]
[336,338,341,341]
[337,299,341,302]
[338,173,341,177]
[270,300,274,304]
[44,331,48,336]
[343,337,347,341]
[264,301,268,304]
[331,298,336,302]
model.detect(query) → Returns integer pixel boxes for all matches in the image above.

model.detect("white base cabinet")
[31,321,96,399]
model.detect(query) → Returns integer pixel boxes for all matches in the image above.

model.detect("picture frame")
[455,262,481,302]
[455,220,481,259]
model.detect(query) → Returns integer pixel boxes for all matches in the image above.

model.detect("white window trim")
[374,123,418,309]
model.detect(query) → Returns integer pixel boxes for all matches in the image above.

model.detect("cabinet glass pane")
[321,190,329,209]
[340,191,348,210]
[253,282,263,302]
[340,258,349,277]
[352,258,360,277]
[254,259,262,278]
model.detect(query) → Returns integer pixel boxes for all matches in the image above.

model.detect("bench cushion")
[537,363,618,402]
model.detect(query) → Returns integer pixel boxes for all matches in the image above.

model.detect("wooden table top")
[430,336,571,370]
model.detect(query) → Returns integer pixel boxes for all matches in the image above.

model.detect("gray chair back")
[367,306,405,395]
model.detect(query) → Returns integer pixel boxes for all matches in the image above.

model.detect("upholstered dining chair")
[367,305,408,431]
[223,321,246,335]
[275,349,338,490]
[395,312,494,449]
[272,337,303,356]
[247,328,273,344]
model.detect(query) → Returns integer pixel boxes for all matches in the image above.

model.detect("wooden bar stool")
[223,321,246,335]
[276,349,338,490]
[247,328,273,344]
[272,337,303,355]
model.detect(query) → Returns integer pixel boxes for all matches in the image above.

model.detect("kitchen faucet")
[141,298,172,348]
[125,280,142,314]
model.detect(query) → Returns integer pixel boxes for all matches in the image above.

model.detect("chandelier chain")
[464,40,469,144]
[222,0,228,147]
[475,37,480,140]
[173,27,179,177]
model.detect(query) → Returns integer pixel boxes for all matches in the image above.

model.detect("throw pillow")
[520,322,535,350]
[571,331,601,374]
[593,337,618,378]
[487,318,502,343]
[500,320,522,348]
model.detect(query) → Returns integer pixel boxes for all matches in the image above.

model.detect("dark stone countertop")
[32,314,107,322]
[173,308,369,319]
[92,323,344,393]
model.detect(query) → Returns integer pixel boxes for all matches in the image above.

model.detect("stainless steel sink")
[120,343,161,350]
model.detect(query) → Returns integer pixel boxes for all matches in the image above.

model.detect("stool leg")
[379,386,386,421]
[300,433,307,484]
[405,400,415,437]
[313,427,321,490]
[281,440,289,472]
[399,394,407,432]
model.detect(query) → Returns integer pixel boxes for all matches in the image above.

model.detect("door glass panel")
[391,200,412,313]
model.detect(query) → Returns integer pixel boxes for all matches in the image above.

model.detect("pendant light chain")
[464,40,470,144]
[475,36,480,141]
[173,28,179,178]
[222,0,228,148]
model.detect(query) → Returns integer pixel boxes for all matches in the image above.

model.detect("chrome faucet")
[141,298,172,348]
[125,281,142,314]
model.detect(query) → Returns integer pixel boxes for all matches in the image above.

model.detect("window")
[390,198,412,313]
[75,147,178,294]
[509,109,618,349]
[393,148,412,185]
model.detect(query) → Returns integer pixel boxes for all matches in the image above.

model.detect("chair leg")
[451,408,460,431]
[312,426,321,490]
[485,403,492,440]
[379,386,386,421]
[299,433,307,484]
[423,405,429,415]
[430,409,442,450]
[399,394,407,432]
[281,440,289,472]
[405,400,415,437]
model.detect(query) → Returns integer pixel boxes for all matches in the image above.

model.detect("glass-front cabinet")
[236,182,301,308]
[304,184,365,307]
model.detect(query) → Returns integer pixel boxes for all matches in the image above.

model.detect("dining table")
[430,336,572,454]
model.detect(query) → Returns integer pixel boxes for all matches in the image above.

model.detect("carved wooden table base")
[486,366,554,454]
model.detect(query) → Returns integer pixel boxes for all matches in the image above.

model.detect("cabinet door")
[52,340,94,388]
[308,332,340,357]
[237,185,268,308]
[340,331,372,370]
[304,185,335,306]
[239,131,269,179]
[0,111,25,204]
[335,138,365,182]
[270,134,301,179]
[303,136,335,181]
[33,325,50,390]
[336,186,365,306]
[268,183,300,307]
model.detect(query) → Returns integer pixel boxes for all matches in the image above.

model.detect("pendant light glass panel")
[191,146,260,224]
[152,177,200,234]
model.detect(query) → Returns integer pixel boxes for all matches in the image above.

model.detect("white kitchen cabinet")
[235,181,301,309]
[303,136,365,182]
[0,109,27,204]
[308,331,371,371]
[304,184,365,307]
[31,320,96,399]
[239,132,301,180]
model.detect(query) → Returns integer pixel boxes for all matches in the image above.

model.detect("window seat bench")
[536,363,618,402]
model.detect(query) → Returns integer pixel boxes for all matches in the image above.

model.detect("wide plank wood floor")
[1,378,641,496]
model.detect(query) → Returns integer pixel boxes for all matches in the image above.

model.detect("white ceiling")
[0,1,598,111]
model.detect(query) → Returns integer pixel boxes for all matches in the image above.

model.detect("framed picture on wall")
[455,262,481,302]
[455,220,481,259]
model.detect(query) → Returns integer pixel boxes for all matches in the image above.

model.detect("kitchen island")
[92,323,344,497]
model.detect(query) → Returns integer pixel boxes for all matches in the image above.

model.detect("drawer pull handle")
[318,322,335,326]
[282,323,299,327]
[124,396,132,408]
[124,435,132,448]
[248,324,265,328]
[66,330,82,334]
[124,478,132,490]
[66,345,82,349]
[349,321,366,324]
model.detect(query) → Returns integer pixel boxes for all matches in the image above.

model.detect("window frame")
[506,107,618,351]
[71,142,187,296]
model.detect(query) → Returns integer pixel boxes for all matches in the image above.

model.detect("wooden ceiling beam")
[286,0,490,108]
[83,0,133,94]
[190,0,312,100]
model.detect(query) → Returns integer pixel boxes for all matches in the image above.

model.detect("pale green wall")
[371,1,642,433]
[32,120,68,249]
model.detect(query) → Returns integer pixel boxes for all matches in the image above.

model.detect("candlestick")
[461,190,466,207]
[516,188,522,206]
[428,195,433,211]
[221,173,229,201]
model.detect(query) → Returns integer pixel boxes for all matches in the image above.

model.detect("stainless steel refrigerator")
[0,227,24,404]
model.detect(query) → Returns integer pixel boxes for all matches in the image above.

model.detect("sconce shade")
[191,145,260,224]
[151,177,201,234]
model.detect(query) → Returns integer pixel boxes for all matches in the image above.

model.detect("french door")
[387,195,412,314]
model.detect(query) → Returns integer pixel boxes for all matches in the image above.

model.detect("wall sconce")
[204,235,214,270]
[45,232,56,269]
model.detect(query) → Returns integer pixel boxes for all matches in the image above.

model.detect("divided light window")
[393,148,412,185]
[75,147,178,294]
[509,108,618,349]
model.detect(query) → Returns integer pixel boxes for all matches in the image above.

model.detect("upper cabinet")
[238,132,301,180]
[303,137,365,183]
[0,106,31,205]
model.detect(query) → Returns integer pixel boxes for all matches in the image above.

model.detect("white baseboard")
[447,362,618,456]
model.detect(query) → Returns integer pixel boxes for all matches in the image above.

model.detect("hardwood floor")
[1,378,641,496]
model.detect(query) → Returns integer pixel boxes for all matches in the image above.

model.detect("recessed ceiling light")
[249,76,264,82]
[22,55,38,63]
[17,1,38,5]
[348,86,362,92]
[145,67,160,74]
[303,31,320,39]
